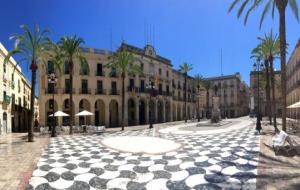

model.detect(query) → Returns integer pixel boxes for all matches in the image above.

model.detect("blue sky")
[0,0,299,88]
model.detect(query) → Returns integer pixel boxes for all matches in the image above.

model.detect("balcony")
[139,87,146,93]
[127,86,139,92]
[110,72,118,78]
[79,88,91,94]
[95,89,106,95]
[110,89,120,95]
[63,88,75,94]
[3,95,11,104]
[45,88,58,94]
[95,70,105,77]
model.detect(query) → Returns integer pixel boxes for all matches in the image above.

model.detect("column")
[90,100,95,125]
[135,99,139,125]
[154,100,158,123]
[170,102,173,121]
[105,103,110,127]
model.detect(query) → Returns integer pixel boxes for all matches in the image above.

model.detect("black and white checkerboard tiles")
[26,126,259,190]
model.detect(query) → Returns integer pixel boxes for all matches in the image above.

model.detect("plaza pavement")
[25,117,260,190]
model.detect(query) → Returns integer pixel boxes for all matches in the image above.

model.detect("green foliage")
[179,62,192,76]
[58,36,88,72]
[228,0,299,28]
[106,47,142,77]
[4,24,50,71]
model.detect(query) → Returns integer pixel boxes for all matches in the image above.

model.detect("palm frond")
[259,0,272,29]
[289,0,299,21]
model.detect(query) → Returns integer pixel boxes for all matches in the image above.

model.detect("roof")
[119,43,172,66]
[287,39,300,66]
[204,72,241,81]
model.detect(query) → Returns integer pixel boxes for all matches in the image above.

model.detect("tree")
[228,0,299,131]
[106,46,141,131]
[4,24,50,142]
[194,74,203,122]
[179,63,193,123]
[259,30,280,132]
[251,42,272,124]
[202,79,212,119]
[58,36,88,134]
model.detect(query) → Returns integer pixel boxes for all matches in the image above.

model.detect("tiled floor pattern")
[26,126,259,190]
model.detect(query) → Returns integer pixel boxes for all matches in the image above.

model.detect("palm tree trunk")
[197,87,200,122]
[276,0,288,131]
[270,58,279,132]
[264,60,272,124]
[184,74,187,123]
[121,73,125,131]
[69,61,74,134]
[206,90,209,118]
[28,61,36,142]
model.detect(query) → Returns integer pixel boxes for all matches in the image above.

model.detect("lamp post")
[253,60,264,133]
[48,73,58,137]
[146,80,156,129]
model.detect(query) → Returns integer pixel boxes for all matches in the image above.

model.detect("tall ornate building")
[204,73,249,118]
[287,40,300,119]
[38,43,198,128]
[250,70,282,116]
[0,42,32,135]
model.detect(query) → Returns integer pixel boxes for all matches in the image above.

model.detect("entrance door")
[3,113,7,134]
[95,111,99,126]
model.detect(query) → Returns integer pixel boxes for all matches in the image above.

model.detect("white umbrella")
[76,110,93,132]
[76,110,93,116]
[49,111,69,117]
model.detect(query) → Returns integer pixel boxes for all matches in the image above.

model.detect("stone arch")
[139,98,146,125]
[177,104,181,121]
[109,100,119,127]
[157,99,164,123]
[165,100,171,122]
[128,98,136,126]
[172,103,176,121]
[2,112,7,134]
[79,99,91,125]
[62,99,75,126]
[95,99,105,126]
[45,99,58,127]
[149,99,156,124]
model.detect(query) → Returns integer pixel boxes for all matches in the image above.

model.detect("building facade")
[38,43,198,128]
[0,42,32,135]
[204,73,249,118]
[287,40,300,119]
[250,70,282,116]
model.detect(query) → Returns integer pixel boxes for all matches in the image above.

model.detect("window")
[159,68,162,75]
[166,71,169,77]
[97,63,103,76]
[64,62,70,74]
[140,80,145,92]
[3,62,6,73]
[129,79,134,89]
[111,81,117,94]
[48,82,55,93]
[18,97,21,106]
[166,85,169,95]
[65,79,70,93]
[159,83,162,94]
[97,80,103,94]
[80,66,89,75]
[47,61,54,74]
[49,99,54,109]
[18,80,20,93]
[81,79,88,93]
[140,63,144,71]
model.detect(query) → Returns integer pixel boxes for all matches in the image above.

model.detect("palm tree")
[259,30,280,132]
[194,74,203,122]
[251,43,272,124]
[179,63,193,123]
[202,79,212,119]
[228,0,299,131]
[106,46,141,131]
[4,24,49,142]
[58,36,88,134]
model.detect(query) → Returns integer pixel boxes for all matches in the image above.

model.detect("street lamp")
[48,73,58,137]
[146,80,156,129]
[253,60,264,133]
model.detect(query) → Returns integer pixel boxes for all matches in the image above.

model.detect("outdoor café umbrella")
[76,110,93,132]
[49,111,70,117]
[287,101,300,121]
